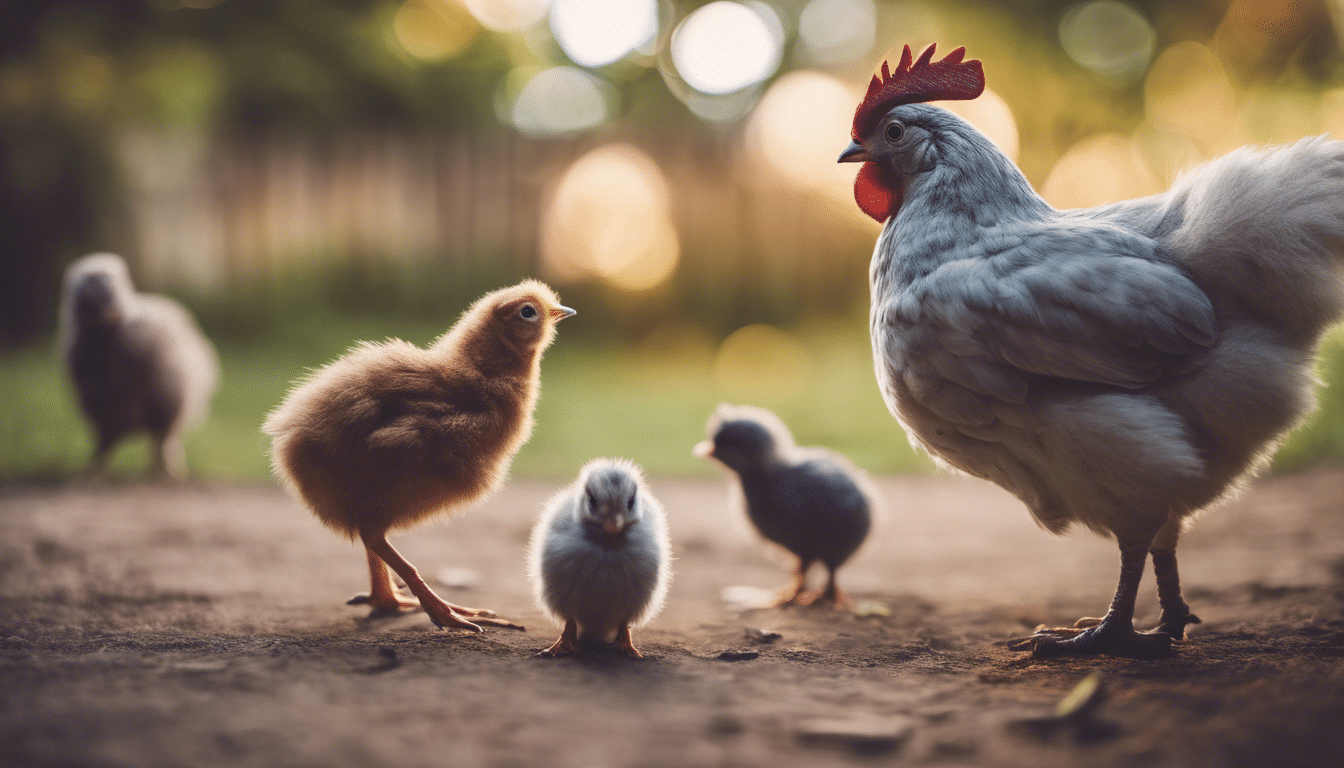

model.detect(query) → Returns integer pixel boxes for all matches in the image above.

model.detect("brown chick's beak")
[550,305,576,320]
[838,140,871,163]
[692,440,715,459]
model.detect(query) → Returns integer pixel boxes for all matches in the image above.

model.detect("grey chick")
[58,253,219,479]
[529,459,671,659]
[695,404,873,609]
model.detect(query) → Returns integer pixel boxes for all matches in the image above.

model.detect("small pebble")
[715,649,759,662]
[854,600,891,618]
[744,627,782,644]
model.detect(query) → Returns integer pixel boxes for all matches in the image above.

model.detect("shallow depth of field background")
[1,0,1343,483]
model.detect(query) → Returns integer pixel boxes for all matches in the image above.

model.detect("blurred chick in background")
[264,280,573,633]
[529,459,671,659]
[59,253,218,480]
[841,45,1344,657]
[696,404,873,609]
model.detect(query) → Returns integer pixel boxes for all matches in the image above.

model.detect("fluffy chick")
[529,459,671,659]
[263,280,573,633]
[695,404,873,609]
[58,253,219,480]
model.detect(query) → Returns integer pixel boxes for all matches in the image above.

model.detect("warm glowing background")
[2,0,1343,480]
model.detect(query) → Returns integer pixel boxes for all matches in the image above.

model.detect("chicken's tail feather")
[1169,136,1344,342]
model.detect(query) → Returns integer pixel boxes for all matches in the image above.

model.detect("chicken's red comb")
[851,44,985,140]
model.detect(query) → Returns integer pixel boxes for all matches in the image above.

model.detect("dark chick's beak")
[549,305,576,320]
[692,440,715,459]
[838,140,871,164]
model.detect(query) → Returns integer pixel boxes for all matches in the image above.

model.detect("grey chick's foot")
[537,621,579,658]
[1015,617,1174,660]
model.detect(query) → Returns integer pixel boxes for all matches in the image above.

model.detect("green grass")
[3,320,1341,484]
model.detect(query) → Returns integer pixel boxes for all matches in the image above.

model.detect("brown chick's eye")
[885,123,905,143]
[519,304,538,320]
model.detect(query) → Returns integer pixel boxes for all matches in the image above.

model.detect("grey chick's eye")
[519,304,538,320]
[626,493,635,511]
[884,123,905,143]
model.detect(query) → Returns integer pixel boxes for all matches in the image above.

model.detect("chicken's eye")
[884,123,905,143]
[519,304,538,320]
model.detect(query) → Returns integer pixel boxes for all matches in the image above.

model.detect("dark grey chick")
[529,459,672,659]
[695,404,873,609]
[58,253,219,479]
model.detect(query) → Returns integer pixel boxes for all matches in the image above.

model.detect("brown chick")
[262,280,574,632]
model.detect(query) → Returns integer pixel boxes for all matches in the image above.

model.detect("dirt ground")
[1,468,1342,768]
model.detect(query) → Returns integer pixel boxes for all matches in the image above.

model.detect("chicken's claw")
[1017,620,1174,660]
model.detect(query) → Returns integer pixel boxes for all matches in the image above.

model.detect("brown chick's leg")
[347,547,421,615]
[360,529,524,632]
[772,562,812,607]
[537,620,579,658]
[1151,547,1201,640]
[1023,544,1174,659]
[614,625,644,660]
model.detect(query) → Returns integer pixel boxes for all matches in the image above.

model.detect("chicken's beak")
[838,140,871,164]
[692,440,715,459]
[549,305,576,320]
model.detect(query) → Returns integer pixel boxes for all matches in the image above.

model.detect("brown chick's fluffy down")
[59,253,219,480]
[263,280,574,633]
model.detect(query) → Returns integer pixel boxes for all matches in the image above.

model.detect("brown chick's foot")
[423,598,525,633]
[1017,617,1174,660]
[347,591,422,616]
[442,602,497,618]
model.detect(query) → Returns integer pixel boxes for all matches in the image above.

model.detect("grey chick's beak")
[838,140,871,164]
[549,305,576,320]
[692,440,715,459]
[602,518,626,535]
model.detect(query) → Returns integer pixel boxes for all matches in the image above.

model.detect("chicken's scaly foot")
[423,597,525,633]
[1024,618,1173,660]
[1152,610,1201,641]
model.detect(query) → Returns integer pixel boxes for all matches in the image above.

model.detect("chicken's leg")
[538,619,579,657]
[347,547,420,614]
[359,528,524,632]
[802,567,854,610]
[1021,543,1173,659]
[1151,547,1201,639]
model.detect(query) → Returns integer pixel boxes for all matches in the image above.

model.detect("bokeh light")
[393,0,480,62]
[549,0,657,68]
[510,66,612,136]
[462,0,551,32]
[712,324,811,404]
[798,0,876,65]
[1058,1,1155,80]
[540,144,680,292]
[935,87,1020,163]
[1040,133,1162,209]
[671,1,783,95]
[745,70,861,206]
[1144,41,1241,155]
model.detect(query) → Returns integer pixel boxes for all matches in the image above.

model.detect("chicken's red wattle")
[855,162,901,223]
